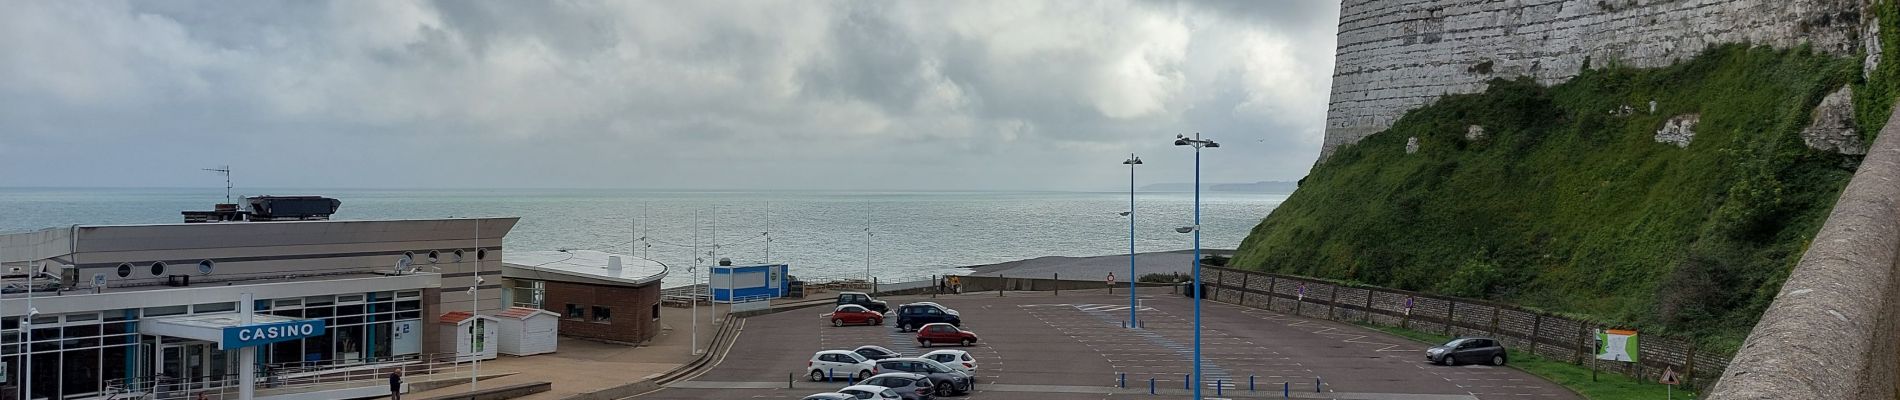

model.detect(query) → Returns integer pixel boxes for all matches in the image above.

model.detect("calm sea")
[0,188,1283,286]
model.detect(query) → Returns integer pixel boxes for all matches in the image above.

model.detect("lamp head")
[1174,138,1189,146]
[1205,141,1220,148]
[1118,211,1132,216]
[1175,226,1197,234]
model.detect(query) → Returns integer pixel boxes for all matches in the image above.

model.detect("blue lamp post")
[1122,153,1143,328]
[1173,132,1218,399]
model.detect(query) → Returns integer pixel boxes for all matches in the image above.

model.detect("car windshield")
[842,390,874,399]
[917,359,953,373]
[845,352,867,362]
[1441,338,1469,348]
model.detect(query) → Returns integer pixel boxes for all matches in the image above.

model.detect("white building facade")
[0,217,517,400]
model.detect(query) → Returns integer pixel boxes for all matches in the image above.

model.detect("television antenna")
[203,165,233,204]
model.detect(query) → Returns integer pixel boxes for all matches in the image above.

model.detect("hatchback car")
[837,385,903,399]
[920,349,979,376]
[801,394,856,400]
[1426,337,1507,366]
[874,358,973,395]
[809,350,880,381]
[830,304,884,326]
[854,345,903,360]
[895,303,961,331]
[838,291,890,313]
[856,372,935,400]
[915,323,978,347]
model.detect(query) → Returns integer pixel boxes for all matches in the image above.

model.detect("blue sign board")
[221,320,326,350]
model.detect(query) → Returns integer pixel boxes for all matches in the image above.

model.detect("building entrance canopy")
[143,313,328,350]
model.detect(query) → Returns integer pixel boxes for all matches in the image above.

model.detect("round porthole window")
[477,248,487,260]
[197,260,215,275]
[453,249,465,262]
[427,250,440,264]
[116,263,132,278]
[150,261,167,276]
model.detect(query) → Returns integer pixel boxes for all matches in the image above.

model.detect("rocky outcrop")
[1802,86,1867,155]
[1654,114,1699,148]
[1321,0,1865,160]
[1465,125,1485,141]
[1406,136,1421,154]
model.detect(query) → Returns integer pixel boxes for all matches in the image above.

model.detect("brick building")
[500,250,667,344]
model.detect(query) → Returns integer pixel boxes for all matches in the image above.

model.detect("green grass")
[1361,324,1697,399]
[1232,44,1881,354]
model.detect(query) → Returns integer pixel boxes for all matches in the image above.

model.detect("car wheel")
[961,339,973,347]
[921,339,932,348]
[1446,356,1458,366]
[872,318,882,325]
[809,370,825,382]
[858,370,873,380]
[900,323,912,332]
[1491,354,1506,366]
[832,318,844,327]
[935,381,954,396]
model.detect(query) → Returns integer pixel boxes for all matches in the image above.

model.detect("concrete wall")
[1707,108,1900,398]
[1321,0,1865,160]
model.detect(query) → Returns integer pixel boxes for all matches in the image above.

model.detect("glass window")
[337,294,365,304]
[193,302,237,314]
[304,296,335,307]
[591,306,612,323]
[565,304,584,319]
[652,304,660,320]
[397,290,421,299]
[143,305,188,317]
[274,298,304,309]
[372,291,395,301]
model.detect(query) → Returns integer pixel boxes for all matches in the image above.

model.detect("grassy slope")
[1364,324,1694,399]
[1231,45,1874,352]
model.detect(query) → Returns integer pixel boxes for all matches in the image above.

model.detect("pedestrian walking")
[389,370,403,400]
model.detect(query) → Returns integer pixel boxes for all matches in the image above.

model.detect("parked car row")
[809,294,982,399]
[807,347,979,399]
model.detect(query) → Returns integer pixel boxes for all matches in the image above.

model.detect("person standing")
[389,370,403,400]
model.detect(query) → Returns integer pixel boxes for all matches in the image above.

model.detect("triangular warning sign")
[1659,367,1681,385]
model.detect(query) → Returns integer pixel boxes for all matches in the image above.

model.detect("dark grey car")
[1426,337,1507,366]
[874,358,972,396]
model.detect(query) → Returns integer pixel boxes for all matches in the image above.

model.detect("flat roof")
[503,250,667,286]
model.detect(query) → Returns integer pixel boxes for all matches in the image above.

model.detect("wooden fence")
[1202,266,1727,390]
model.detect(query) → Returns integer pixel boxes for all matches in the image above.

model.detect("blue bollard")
[1283,382,1289,398]
[828,368,834,382]
[1150,378,1156,395]
[1184,374,1190,390]
[1119,373,1125,388]
[1250,375,1255,391]
[1316,376,1322,392]
[1217,379,1223,396]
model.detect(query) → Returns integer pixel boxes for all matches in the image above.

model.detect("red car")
[829,304,884,326]
[915,322,978,347]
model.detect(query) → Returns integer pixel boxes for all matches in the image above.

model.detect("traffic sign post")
[1107,273,1116,294]
[1660,367,1681,400]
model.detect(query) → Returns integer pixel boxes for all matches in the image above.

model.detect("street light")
[1122,154,1143,329]
[1172,132,1218,399]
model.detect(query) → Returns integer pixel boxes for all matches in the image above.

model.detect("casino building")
[0,197,516,400]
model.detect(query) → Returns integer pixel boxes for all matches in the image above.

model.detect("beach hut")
[439,311,500,361]
[495,307,561,356]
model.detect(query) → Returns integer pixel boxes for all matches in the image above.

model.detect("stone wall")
[1322,0,1865,160]
[538,280,662,344]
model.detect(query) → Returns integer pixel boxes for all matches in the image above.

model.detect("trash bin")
[788,280,806,298]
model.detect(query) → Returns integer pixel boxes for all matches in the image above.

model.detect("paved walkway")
[405,306,723,399]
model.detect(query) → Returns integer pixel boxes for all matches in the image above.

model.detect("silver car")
[873,358,972,395]
[856,372,935,400]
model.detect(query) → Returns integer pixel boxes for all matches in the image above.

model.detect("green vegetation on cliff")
[1232,45,1878,351]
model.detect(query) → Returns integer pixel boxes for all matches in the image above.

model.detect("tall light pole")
[1173,132,1218,399]
[470,217,483,391]
[864,227,872,288]
[691,210,701,355]
[1122,154,1143,328]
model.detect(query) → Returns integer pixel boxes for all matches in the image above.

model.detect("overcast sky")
[0,1,1340,191]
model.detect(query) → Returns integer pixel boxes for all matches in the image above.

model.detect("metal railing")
[101,353,476,400]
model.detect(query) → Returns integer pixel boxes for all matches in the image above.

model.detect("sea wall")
[1322,0,1865,160]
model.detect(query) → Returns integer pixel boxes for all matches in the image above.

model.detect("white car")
[920,349,979,375]
[837,385,903,399]
[809,350,880,381]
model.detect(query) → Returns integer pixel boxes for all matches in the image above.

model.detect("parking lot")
[637,290,1579,399]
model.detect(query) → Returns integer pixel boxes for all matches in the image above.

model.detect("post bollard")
[1316,376,1322,392]
[1054,273,1060,296]
[1150,378,1156,395]
[1217,379,1223,396]
[1249,375,1255,391]
[1184,374,1190,390]
[1283,382,1289,398]
[789,373,794,389]
[1119,373,1126,388]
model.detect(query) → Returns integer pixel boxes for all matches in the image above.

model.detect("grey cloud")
[0,0,1340,191]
